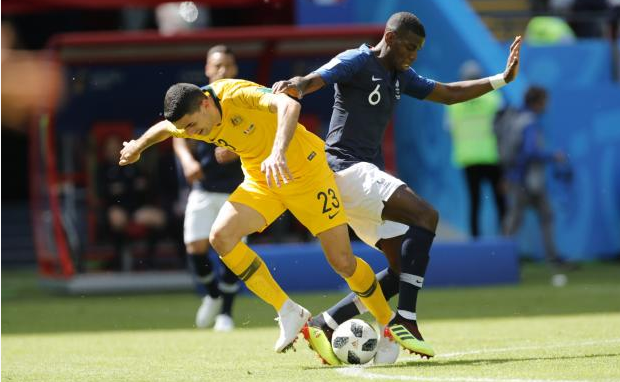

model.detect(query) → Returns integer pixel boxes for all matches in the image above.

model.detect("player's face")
[389,30,424,71]
[174,98,220,136]
[205,52,238,82]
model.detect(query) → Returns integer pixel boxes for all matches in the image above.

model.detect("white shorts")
[184,189,230,244]
[335,162,409,249]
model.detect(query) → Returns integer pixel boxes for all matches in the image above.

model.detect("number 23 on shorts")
[317,188,341,219]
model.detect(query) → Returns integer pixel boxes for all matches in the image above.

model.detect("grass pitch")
[2,263,620,382]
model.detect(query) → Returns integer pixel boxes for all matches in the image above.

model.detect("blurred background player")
[273,11,521,364]
[172,45,244,331]
[446,60,506,238]
[119,80,400,354]
[501,86,570,276]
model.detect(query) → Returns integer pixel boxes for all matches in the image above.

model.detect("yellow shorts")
[228,165,347,236]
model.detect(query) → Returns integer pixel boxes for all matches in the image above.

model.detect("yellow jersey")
[166,79,325,183]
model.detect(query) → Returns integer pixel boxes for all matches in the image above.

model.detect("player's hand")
[183,158,204,183]
[503,36,522,83]
[272,80,303,99]
[261,150,293,188]
[118,140,141,166]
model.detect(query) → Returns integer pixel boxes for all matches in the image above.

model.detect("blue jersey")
[314,44,436,171]
[194,141,244,194]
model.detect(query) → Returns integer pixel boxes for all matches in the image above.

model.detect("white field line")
[433,338,620,359]
[335,338,620,382]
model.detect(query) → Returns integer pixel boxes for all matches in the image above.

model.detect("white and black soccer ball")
[331,319,378,364]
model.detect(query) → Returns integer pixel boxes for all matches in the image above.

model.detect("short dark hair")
[207,44,234,59]
[524,86,548,107]
[164,83,206,122]
[386,12,426,38]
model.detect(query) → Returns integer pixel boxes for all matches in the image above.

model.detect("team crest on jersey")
[243,124,255,135]
[231,115,243,126]
[395,79,401,100]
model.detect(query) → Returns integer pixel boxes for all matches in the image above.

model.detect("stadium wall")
[296,0,620,261]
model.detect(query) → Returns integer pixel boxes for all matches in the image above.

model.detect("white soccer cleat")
[195,296,223,329]
[374,326,400,365]
[274,299,311,353]
[214,314,235,332]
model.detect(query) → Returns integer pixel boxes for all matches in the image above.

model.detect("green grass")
[2,263,620,382]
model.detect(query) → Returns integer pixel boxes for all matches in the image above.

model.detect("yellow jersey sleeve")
[227,81,278,113]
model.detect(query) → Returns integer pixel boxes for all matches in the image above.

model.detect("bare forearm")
[433,79,495,105]
[137,120,173,153]
[272,100,301,154]
[173,137,196,167]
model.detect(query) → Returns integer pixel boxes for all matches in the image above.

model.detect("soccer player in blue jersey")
[273,11,522,365]
[172,45,244,331]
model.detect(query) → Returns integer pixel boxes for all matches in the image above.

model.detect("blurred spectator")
[525,16,576,45]
[446,61,506,237]
[98,135,167,270]
[570,0,609,37]
[501,86,571,272]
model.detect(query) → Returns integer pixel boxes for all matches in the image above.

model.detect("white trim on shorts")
[334,162,409,248]
[183,189,230,244]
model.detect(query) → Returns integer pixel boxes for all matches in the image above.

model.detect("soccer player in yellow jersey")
[119,78,395,354]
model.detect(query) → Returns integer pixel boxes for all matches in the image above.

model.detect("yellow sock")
[345,257,393,326]
[219,242,288,311]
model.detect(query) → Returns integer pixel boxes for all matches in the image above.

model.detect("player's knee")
[330,251,357,278]
[416,204,439,232]
[186,239,209,255]
[209,228,236,255]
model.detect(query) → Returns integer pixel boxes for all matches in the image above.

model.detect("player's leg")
[382,183,437,358]
[211,188,310,352]
[488,164,507,227]
[465,165,482,237]
[184,189,224,328]
[214,262,240,332]
[286,169,394,364]
[308,237,401,337]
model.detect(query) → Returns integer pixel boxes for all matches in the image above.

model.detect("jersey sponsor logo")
[371,75,382,81]
[243,124,255,135]
[307,151,316,161]
[395,79,401,100]
[231,115,243,126]
[368,84,381,105]
[327,210,340,219]
[256,87,273,94]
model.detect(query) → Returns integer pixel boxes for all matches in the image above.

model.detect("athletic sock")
[344,257,393,326]
[219,242,288,311]
[219,262,240,316]
[190,253,220,298]
[325,267,399,327]
[397,226,434,322]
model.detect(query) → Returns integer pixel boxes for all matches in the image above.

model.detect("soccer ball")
[331,319,378,364]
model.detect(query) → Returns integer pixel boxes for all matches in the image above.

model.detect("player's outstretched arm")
[260,93,301,187]
[272,73,326,99]
[425,36,522,105]
[119,120,173,166]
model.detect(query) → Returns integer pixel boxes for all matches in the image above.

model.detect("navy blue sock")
[396,226,434,321]
[324,267,399,327]
[190,253,220,298]
[218,259,239,316]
